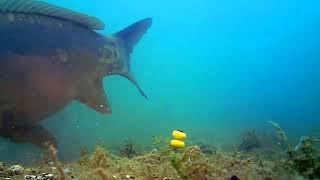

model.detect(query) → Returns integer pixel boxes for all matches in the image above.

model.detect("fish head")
[97,36,122,75]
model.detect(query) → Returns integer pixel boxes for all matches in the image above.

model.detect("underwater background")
[0,0,319,163]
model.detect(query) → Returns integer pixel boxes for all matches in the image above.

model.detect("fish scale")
[0,0,105,30]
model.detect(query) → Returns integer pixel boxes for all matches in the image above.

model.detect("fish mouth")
[99,104,112,114]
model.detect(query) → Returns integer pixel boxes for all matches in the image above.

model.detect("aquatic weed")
[239,129,261,151]
[268,121,291,150]
[170,152,188,180]
[269,121,320,178]
[152,136,172,156]
[119,138,139,158]
[286,136,320,179]
[79,145,90,166]
[170,146,211,180]
[91,144,110,168]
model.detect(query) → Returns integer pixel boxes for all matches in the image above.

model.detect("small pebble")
[151,148,157,153]
[125,174,134,179]
[9,165,24,174]
[46,174,53,178]
[24,173,55,180]
[64,168,71,173]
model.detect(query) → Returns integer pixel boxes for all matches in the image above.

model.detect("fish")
[0,0,152,148]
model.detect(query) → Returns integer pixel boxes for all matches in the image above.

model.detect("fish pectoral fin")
[76,79,111,114]
[0,125,57,149]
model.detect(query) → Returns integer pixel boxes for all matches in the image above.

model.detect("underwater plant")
[119,138,139,158]
[91,144,110,168]
[79,145,90,166]
[197,142,217,155]
[142,164,168,180]
[269,121,320,179]
[285,136,320,179]
[268,121,291,150]
[152,136,172,156]
[170,146,210,180]
[170,153,189,180]
[239,129,261,152]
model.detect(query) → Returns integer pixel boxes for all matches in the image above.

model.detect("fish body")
[0,1,152,148]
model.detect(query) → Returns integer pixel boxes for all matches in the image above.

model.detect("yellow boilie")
[170,130,187,149]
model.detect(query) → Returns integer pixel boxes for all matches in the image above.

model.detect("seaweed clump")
[269,121,320,179]
[79,145,90,166]
[152,136,172,156]
[170,146,209,180]
[239,129,261,152]
[197,142,217,155]
[91,143,110,169]
[286,136,320,179]
[119,138,139,158]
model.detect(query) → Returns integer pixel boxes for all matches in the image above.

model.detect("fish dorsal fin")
[0,0,105,30]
